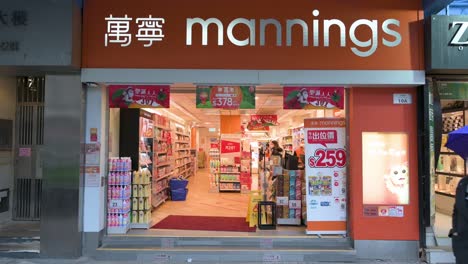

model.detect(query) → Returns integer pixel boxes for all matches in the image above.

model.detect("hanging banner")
[221,140,241,154]
[283,87,344,110]
[250,115,279,126]
[196,86,255,109]
[305,118,347,235]
[109,85,170,108]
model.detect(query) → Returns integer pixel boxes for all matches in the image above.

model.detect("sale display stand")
[219,135,242,192]
[107,157,132,234]
[131,168,152,229]
[276,170,304,225]
[305,118,347,235]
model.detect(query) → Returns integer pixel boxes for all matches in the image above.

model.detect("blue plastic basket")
[171,188,188,201]
[169,178,188,190]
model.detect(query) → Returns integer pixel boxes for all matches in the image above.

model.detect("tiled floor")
[126,168,308,237]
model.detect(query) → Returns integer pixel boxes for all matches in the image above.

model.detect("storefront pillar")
[348,87,420,260]
[41,75,84,258]
[82,84,108,254]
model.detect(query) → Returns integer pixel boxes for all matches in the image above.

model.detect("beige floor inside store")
[127,168,307,237]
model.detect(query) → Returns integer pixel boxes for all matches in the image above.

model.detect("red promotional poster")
[221,140,241,154]
[283,87,344,110]
[109,85,170,108]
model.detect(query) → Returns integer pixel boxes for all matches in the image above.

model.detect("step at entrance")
[94,235,356,263]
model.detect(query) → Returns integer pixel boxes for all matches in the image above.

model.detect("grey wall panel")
[355,240,419,260]
[0,0,81,69]
[41,75,84,258]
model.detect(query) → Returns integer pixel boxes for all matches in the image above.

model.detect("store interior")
[434,100,467,238]
[105,84,346,236]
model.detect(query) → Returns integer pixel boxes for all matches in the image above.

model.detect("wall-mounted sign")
[196,86,255,109]
[82,0,424,70]
[438,82,468,100]
[221,140,241,154]
[428,15,468,73]
[284,87,344,110]
[109,85,170,108]
[393,94,412,104]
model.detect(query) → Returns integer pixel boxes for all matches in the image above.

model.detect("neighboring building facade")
[0,0,82,258]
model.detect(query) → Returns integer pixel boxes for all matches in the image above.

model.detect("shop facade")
[81,0,424,261]
[422,12,468,262]
[0,0,82,258]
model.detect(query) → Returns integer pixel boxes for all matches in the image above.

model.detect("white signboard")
[393,94,412,105]
[305,118,347,235]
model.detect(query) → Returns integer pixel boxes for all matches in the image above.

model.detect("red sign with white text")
[307,130,338,147]
[109,85,170,108]
[221,140,241,154]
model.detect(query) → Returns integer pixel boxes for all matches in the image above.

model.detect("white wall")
[0,77,16,222]
[109,108,120,158]
[83,85,107,232]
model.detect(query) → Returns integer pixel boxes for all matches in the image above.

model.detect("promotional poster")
[362,132,409,205]
[305,118,347,235]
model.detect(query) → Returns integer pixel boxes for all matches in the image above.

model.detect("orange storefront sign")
[82,0,423,70]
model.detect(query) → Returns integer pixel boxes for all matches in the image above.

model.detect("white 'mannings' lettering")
[186,9,403,57]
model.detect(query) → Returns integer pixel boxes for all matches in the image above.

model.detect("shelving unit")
[173,125,194,179]
[209,139,220,192]
[107,157,132,234]
[219,165,241,192]
[152,114,172,209]
[282,135,294,155]
[435,107,468,215]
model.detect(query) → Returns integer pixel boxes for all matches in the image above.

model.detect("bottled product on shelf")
[131,168,152,228]
[219,157,241,192]
[107,157,132,234]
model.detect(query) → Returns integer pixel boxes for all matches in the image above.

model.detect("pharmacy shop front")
[80,0,424,261]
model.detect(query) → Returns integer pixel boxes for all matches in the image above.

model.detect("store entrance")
[105,84,347,238]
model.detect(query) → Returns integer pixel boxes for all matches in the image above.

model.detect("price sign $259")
[308,148,346,168]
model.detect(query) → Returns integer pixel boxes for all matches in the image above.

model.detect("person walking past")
[449,176,468,264]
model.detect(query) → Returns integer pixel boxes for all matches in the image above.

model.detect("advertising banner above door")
[283,87,345,110]
[82,0,424,70]
[196,86,255,109]
[109,85,170,108]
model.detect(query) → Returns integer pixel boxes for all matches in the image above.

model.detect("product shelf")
[435,171,465,177]
[154,151,168,155]
[219,180,240,183]
[175,148,191,151]
[175,131,189,137]
[435,190,455,198]
[174,140,190,144]
[217,172,240,174]
[219,189,241,192]
[153,186,169,194]
[107,222,131,234]
[155,161,172,167]
[130,220,153,229]
[152,197,167,208]
[155,172,172,181]
[154,124,171,130]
